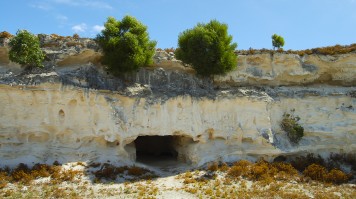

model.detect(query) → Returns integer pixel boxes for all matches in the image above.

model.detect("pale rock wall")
[0,39,355,167]
[214,53,356,86]
[0,84,355,167]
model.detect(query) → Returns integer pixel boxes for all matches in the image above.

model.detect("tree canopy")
[175,20,237,76]
[272,34,285,50]
[96,16,156,75]
[9,30,45,68]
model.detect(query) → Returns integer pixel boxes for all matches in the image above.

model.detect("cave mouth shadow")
[134,135,181,167]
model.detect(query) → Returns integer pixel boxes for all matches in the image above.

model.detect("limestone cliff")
[0,36,355,167]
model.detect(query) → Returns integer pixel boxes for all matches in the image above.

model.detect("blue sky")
[1,0,355,50]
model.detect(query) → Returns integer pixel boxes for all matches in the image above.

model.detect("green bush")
[175,20,237,76]
[9,30,45,68]
[272,34,285,50]
[96,16,156,75]
[281,109,304,144]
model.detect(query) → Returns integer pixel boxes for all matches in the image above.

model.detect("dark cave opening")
[134,136,179,164]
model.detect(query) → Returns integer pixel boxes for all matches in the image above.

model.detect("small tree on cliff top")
[96,16,156,76]
[9,30,45,68]
[272,33,285,50]
[176,20,238,77]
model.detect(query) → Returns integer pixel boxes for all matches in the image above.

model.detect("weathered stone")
[0,37,355,167]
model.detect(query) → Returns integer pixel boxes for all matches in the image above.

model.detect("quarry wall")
[0,37,355,167]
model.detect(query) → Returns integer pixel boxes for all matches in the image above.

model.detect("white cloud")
[31,0,112,10]
[53,0,113,9]
[56,14,69,27]
[72,23,87,33]
[30,2,52,10]
[56,15,68,22]
[92,25,104,33]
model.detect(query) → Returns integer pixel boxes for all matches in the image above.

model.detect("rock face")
[214,53,356,86]
[0,37,355,167]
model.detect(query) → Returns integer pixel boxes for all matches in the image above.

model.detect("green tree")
[175,20,237,76]
[9,30,45,68]
[96,16,156,75]
[272,34,285,50]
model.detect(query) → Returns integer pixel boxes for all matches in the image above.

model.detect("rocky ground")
[1,156,356,199]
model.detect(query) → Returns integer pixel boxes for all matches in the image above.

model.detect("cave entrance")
[134,135,180,166]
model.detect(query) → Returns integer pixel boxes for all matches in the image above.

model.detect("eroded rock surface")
[0,36,355,167]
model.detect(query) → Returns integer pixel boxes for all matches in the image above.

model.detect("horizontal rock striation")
[0,36,355,167]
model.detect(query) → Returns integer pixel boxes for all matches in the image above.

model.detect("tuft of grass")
[127,165,148,176]
[281,109,304,144]
[207,162,219,172]
[93,163,126,180]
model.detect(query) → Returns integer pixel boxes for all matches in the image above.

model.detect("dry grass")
[66,42,84,47]
[238,43,356,56]
[127,165,149,176]
[93,163,127,180]
[0,156,355,198]
[156,47,175,54]
[303,164,350,184]
[42,42,60,48]
[0,31,13,39]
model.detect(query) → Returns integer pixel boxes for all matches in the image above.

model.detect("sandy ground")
[1,159,356,199]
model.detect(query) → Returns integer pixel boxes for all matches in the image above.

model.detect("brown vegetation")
[0,31,13,39]
[303,164,350,184]
[0,162,81,185]
[238,43,356,56]
[0,155,355,198]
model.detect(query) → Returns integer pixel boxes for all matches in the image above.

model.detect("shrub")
[281,109,304,144]
[272,34,285,50]
[328,153,356,171]
[93,163,126,180]
[248,163,270,180]
[325,169,350,184]
[164,47,175,53]
[303,164,327,181]
[248,47,256,55]
[272,162,298,176]
[66,42,83,47]
[0,31,13,39]
[127,165,148,176]
[219,162,229,172]
[73,33,80,40]
[233,159,252,167]
[9,30,45,68]
[303,164,350,184]
[176,19,237,76]
[228,165,244,178]
[291,154,325,171]
[50,34,65,41]
[96,16,156,75]
[207,162,219,172]
[31,163,51,178]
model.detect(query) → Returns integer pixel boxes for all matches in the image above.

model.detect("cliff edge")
[0,36,355,167]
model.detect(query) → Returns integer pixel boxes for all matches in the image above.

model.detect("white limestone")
[0,84,354,167]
